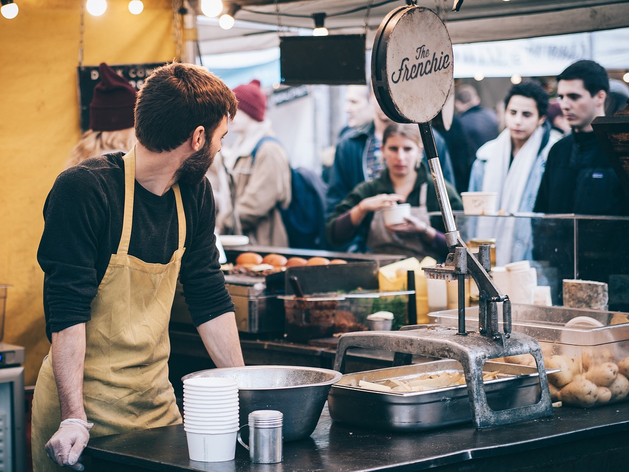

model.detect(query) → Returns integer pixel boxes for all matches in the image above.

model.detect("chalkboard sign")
[279,35,366,85]
[78,62,165,132]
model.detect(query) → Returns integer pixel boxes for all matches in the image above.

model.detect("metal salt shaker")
[246,410,283,463]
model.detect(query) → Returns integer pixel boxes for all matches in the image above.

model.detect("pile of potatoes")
[506,347,629,407]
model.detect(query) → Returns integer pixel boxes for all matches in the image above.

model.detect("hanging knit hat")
[233,79,267,122]
[89,62,137,131]
[547,102,563,123]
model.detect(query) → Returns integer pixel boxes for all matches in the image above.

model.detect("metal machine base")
[334,328,553,429]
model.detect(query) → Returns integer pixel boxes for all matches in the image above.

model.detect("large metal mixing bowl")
[182,365,342,441]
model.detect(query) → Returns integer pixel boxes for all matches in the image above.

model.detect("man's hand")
[45,418,93,471]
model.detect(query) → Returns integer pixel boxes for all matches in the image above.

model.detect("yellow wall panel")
[0,0,177,384]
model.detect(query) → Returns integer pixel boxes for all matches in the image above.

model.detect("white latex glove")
[45,418,93,471]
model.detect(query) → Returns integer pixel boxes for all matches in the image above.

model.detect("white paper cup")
[461,192,497,215]
[185,414,239,420]
[184,420,240,430]
[183,386,238,394]
[186,430,238,462]
[184,411,239,421]
[184,403,238,411]
[183,399,238,410]
[183,377,238,388]
[184,425,239,435]
[381,203,411,226]
[183,397,238,405]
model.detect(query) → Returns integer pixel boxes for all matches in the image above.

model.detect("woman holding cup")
[325,123,462,260]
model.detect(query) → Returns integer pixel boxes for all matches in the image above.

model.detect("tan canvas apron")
[366,183,434,258]
[32,149,185,471]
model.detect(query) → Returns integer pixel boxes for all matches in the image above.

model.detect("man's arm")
[196,312,244,368]
[46,323,93,470]
[51,324,87,421]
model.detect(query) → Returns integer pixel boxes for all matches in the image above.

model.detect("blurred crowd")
[70,60,629,266]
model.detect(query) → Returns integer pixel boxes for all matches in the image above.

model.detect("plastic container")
[282,291,411,342]
[460,192,497,215]
[380,203,411,226]
[429,304,629,408]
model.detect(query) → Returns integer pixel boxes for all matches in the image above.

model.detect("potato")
[505,354,535,367]
[582,348,614,371]
[618,356,629,378]
[546,355,574,388]
[541,343,554,360]
[596,387,612,404]
[560,378,598,407]
[564,355,582,375]
[608,373,629,401]
[585,362,618,387]
[548,382,561,402]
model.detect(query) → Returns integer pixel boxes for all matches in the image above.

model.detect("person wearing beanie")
[33,63,244,471]
[547,101,570,135]
[64,62,137,169]
[218,79,292,247]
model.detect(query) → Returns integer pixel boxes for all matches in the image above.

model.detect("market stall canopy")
[193,0,629,55]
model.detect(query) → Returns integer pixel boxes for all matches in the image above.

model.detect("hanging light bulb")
[128,0,143,15]
[219,3,240,30]
[623,72,629,84]
[312,12,328,36]
[1,0,19,19]
[86,0,107,16]
[510,74,522,85]
[201,0,222,18]
[474,72,484,82]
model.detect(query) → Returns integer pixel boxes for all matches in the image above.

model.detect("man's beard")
[174,139,214,186]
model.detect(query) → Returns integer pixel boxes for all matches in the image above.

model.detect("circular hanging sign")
[372,6,454,124]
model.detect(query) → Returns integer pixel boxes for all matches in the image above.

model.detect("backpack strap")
[251,136,282,165]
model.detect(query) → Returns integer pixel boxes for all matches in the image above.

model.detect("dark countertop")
[86,402,629,472]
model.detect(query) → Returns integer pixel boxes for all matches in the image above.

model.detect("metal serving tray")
[328,359,549,432]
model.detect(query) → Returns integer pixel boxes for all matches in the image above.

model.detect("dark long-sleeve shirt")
[38,153,234,341]
[534,131,629,215]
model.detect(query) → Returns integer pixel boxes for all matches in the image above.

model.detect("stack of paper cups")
[505,261,537,304]
[183,377,239,462]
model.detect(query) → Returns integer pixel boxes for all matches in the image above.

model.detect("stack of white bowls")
[183,376,239,462]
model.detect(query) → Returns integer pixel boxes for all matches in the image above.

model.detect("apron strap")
[172,184,186,249]
[119,149,136,255]
[119,148,187,254]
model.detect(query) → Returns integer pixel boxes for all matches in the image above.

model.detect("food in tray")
[231,253,346,273]
[353,370,503,393]
[505,349,629,407]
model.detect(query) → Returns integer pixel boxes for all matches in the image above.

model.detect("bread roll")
[262,253,288,268]
[306,257,330,266]
[236,252,263,266]
[286,257,308,267]
[329,259,348,264]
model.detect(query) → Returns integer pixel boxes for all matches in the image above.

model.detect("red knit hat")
[233,79,266,122]
[89,63,137,131]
